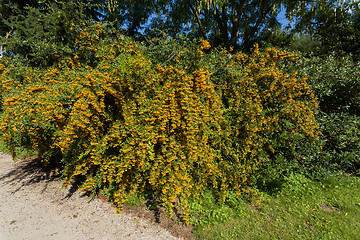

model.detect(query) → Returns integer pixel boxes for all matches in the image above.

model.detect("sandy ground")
[0,152,182,240]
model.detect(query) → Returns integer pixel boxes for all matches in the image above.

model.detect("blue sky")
[277,7,293,28]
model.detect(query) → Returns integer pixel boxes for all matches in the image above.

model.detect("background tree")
[149,0,285,50]
[4,0,357,54]
[139,0,357,51]
[100,0,156,37]
[0,0,40,56]
[288,0,360,59]
[0,0,103,67]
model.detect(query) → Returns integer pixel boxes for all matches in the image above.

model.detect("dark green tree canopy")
[1,0,359,57]
[293,0,360,59]
[0,0,104,66]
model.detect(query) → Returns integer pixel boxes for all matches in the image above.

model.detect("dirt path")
[0,152,182,240]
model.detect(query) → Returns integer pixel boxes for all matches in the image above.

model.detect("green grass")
[191,173,360,240]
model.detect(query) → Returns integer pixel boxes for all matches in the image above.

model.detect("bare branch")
[187,0,208,39]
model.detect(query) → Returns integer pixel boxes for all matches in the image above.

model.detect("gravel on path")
[0,152,182,240]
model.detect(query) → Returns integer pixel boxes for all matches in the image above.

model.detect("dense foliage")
[0,23,322,222]
[294,54,360,173]
[2,0,358,52]
[0,1,102,67]
[1,0,359,231]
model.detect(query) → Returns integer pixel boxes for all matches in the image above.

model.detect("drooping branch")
[187,0,208,39]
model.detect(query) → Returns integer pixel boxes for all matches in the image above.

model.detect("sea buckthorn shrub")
[0,60,5,113]
[0,23,111,160]
[207,45,321,183]
[0,24,321,222]
[0,26,242,222]
[139,38,320,182]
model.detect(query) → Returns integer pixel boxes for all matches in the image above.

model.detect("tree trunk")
[214,4,230,47]
[229,1,246,47]
[187,0,207,39]
[242,0,277,49]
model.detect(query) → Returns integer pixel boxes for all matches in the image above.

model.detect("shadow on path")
[0,154,85,199]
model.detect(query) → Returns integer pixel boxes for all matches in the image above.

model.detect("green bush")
[293,53,360,174]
